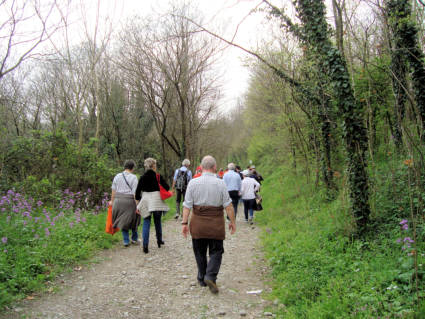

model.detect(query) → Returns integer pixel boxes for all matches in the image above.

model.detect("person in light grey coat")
[110,160,141,247]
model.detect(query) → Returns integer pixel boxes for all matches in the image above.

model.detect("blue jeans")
[142,211,163,247]
[243,199,256,221]
[122,228,138,245]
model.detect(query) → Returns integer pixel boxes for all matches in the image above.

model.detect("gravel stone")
[0,211,268,319]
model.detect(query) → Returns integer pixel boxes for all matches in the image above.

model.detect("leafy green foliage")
[1,129,115,205]
[258,165,425,318]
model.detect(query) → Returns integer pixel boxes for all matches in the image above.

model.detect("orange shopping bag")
[105,205,119,235]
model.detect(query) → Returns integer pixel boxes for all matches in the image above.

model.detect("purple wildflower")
[396,238,401,243]
[1,237,7,244]
[45,228,50,237]
[37,200,43,207]
[400,219,408,225]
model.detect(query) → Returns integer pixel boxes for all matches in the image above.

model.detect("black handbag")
[254,193,263,211]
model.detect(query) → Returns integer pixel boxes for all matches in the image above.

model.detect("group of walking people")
[110,158,168,253]
[109,155,263,294]
[173,160,263,224]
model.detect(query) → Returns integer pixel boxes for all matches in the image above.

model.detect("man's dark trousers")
[175,189,186,216]
[192,238,224,283]
[228,190,239,217]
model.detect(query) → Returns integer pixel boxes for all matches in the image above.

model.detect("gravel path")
[2,211,271,319]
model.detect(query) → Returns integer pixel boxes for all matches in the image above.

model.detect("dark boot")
[157,240,165,248]
[143,245,149,254]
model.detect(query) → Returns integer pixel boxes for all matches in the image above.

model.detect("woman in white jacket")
[240,171,260,224]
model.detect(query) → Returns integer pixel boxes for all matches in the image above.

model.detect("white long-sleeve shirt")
[240,177,260,200]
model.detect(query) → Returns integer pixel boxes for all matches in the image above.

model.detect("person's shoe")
[124,242,130,247]
[198,280,207,287]
[204,279,219,294]
[131,239,141,245]
[143,246,149,254]
[157,240,165,248]
[174,213,179,219]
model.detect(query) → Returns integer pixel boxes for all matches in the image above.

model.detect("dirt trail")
[2,212,271,319]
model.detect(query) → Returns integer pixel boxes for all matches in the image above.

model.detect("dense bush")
[1,129,116,206]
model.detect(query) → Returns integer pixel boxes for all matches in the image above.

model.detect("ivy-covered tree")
[387,0,425,141]
[263,0,370,233]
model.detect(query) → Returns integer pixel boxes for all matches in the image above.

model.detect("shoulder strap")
[122,173,132,191]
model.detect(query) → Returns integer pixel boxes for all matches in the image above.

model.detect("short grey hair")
[182,159,190,166]
[201,155,216,170]
[227,163,235,170]
[144,157,156,170]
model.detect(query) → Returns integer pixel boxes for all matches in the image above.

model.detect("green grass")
[0,210,121,308]
[256,165,425,318]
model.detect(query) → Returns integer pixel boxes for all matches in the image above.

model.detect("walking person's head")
[144,158,157,172]
[227,163,235,171]
[182,159,190,167]
[201,155,216,173]
[124,160,136,172]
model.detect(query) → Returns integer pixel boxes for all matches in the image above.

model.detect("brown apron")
[189,205,225,240]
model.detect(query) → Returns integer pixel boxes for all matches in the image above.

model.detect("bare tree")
[118,4,222,169]
[0,0,64,80]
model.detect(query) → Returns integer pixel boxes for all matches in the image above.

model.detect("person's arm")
[225,204,236,234]
[181,206,191,238]
[254,180,261,193]
[109,189,116,206]
[181,183,193,238]
[135,175,143,203]
[109,176,117,206]
[240,180,246,197]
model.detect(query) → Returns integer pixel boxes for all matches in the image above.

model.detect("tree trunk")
[296,0,370,233]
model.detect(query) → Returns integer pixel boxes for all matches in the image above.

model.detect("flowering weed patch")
[0,189,119,308]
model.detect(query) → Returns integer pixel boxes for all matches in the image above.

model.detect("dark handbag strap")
[122,173,132,191]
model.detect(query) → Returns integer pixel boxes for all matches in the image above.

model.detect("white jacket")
[240,177,260,200]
